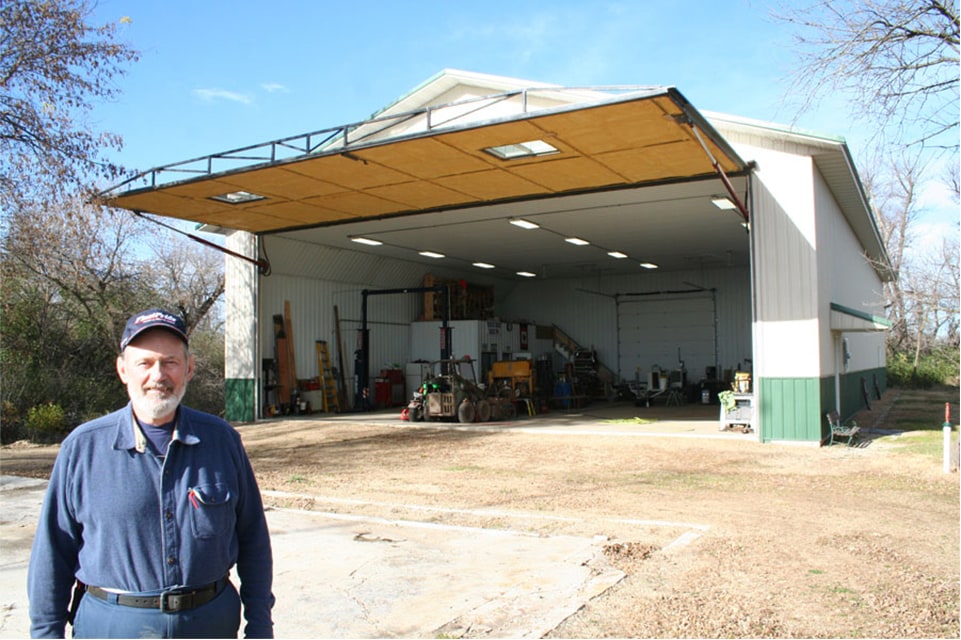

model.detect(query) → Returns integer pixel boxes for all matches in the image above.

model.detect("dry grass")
[2,386,958,638]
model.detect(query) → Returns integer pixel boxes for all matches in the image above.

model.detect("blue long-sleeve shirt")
[28,404,274,638]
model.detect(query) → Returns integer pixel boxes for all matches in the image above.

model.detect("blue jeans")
[72,582,241,638]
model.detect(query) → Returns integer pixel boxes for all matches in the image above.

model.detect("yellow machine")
[488,359,535,399]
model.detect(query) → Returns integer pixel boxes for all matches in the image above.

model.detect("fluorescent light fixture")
[608,251,628,259]
[516,271,537,278]
[484,139,559,160]
[472,262,496,269]
[350,236,383,246]
[418,251,445,259]
[711,196,737,210]
[209,190,266,204]
[639,262,659,269]
[509,218,540,230]
[565,237,590,246]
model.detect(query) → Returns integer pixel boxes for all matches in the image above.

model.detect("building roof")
[100,70,891,280]
[101,74,746,235]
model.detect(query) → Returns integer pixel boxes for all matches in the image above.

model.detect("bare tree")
[0,0,139,209]
[863,154,960,369]
[143,231,227,336]
[2,200,149,344]
[141,229,227,415]
[777,0,959,152]
[1,200,147,426]
[1,200,228,431]
[862,153,926,350]
[899,233,960,370]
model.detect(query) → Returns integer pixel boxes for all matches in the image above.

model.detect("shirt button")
[165,511,173,520]
[167,556,176,565]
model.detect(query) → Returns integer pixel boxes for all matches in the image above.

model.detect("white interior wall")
[498,266,751,383]
[409,319,553,363]
[256,241,751,399]
[256,236,511,406]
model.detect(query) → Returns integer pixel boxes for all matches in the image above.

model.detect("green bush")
[888,347,960,388]
[26,402,68,443]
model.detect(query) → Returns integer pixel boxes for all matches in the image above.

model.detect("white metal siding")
[748,151,822,378]
[813,168,887,374]
[225,231,257,380]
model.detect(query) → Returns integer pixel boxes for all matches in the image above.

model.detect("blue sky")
[90,1,808,169]
[90,0,956,242]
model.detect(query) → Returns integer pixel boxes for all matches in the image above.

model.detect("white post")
[943,427,952,473]
[943,402,953,474]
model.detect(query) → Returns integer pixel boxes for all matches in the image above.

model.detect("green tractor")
[408,359,515,423]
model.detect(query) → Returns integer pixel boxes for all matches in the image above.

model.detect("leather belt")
[85,576,228,613]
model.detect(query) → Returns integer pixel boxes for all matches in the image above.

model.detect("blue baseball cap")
[120,308,188,352]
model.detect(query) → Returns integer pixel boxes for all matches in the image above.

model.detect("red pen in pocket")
[188,488,200,509]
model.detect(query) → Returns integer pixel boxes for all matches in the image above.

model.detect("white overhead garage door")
[617,292,717,383]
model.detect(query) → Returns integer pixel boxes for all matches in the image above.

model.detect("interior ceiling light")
[484,139,559,160]
[516,271,537,278]
[472,262,496,269]
[608,251,628,259]
[509,218,540,230]
[209,190,266,204]
[350,236,383,246]
[640,262,659,270]
[418,251,445,259]
[565,237,590,246]
[711,196,737,210]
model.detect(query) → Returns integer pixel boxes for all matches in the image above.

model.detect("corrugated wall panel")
[258,281,414,406]
[263,235,506,290]
[224,231,258,422]
[759,377,821,442]
[813,168,888,377]
[255,236,515,410]
[750,156,820,378]
[499,266,751,382]
[263,236,434,286]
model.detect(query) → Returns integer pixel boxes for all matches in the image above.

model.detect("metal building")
[103,70,892,444]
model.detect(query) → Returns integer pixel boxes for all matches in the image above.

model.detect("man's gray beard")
[137,382,188,422]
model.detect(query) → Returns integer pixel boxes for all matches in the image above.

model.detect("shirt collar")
[114,404,200,451]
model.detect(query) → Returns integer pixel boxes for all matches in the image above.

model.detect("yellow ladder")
[315,341,340,413]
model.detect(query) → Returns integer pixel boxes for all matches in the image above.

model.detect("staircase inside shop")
[552,325,615,399]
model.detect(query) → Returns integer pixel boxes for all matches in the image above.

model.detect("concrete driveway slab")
[0,476,623,638]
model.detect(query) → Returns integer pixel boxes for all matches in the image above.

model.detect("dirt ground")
[3,388,958,638]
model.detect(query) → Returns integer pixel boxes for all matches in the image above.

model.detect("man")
[28,309,274,638]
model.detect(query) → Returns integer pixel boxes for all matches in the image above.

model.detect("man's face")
[117,329,194,425]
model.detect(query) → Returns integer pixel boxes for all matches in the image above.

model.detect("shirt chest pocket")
[188,484,234,538]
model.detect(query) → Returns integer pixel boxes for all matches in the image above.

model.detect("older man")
[28,309,274,638]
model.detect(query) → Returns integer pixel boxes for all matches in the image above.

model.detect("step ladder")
[315,340,340,413]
